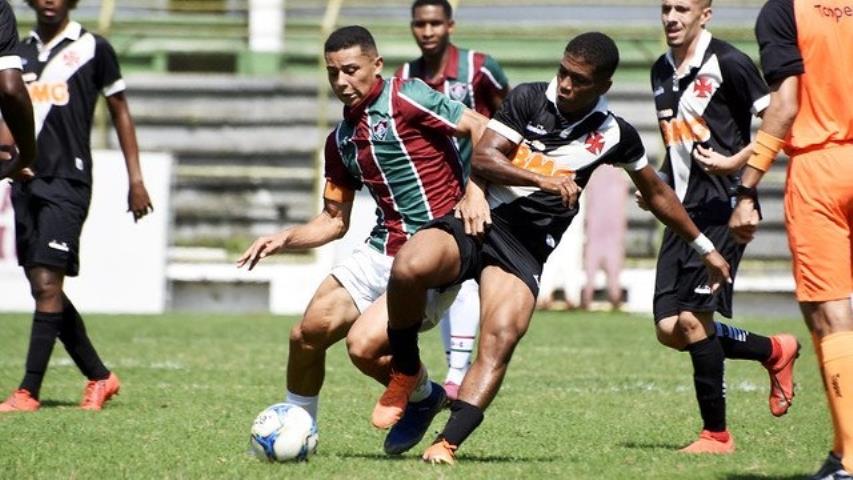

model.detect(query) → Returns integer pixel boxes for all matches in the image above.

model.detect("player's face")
[31,0,71,26]
[661,0,711,49]
[325,46,384,107]
[555,54,611,117]
[410,5,454,57]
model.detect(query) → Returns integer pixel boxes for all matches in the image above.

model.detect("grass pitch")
[0,311,828,479]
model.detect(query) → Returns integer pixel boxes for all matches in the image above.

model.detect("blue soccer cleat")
[383,381,446,455]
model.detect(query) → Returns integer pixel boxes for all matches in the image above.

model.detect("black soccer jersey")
[17,21,125,186]
[0,1,21,71]
[651,31,769,217]
[486,79,648,262]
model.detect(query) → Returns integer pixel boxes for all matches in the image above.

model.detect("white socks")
[285,390,318,422]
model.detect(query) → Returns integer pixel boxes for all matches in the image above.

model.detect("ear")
[373,55,384,76]
[700,6,713,27]
[597,78,613,96]
[448,19,456,35]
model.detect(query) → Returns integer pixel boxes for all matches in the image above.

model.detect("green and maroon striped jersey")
[324,76,467,256]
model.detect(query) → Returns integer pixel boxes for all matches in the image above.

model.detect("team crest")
[372,119,389,140]
[585,131,605,155]
[62,50,80,68]
[693,76,714,98]
[448,82,469,101]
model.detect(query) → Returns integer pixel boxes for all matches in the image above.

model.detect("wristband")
[690,233,716,256]
[746,130,785,172]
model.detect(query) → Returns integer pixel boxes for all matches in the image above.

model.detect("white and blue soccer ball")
[249,403,318,462]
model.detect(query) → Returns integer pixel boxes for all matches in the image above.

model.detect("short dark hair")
[27,0,79,9]
[324,26,378,56]
[411,0,453,19]
[564,32,620,80]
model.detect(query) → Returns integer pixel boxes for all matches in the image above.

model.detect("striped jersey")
[756,0,853,152]
[486,79,648,263]
[396,44,508,162]
[651,30,769,218]
[16,21,126,186]
[324,76,467,256]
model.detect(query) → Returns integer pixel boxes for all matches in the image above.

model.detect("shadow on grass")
[619,441,683,450]
[722,474,811,480]
[38,399,79,408]
[339,452,557,463]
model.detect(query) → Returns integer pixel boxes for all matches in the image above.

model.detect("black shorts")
[653,222,744,322]
[423,214,544,297]
[12,177,91,277]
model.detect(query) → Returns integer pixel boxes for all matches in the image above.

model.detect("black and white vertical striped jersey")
[0,1,21,71]
[485,78,648,261]
[651,31,769,218]
[16,21,126,186]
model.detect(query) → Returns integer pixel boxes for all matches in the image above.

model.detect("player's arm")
[472,128,580,208]
[106,92,152,222]
[629,164,731,292]
[0,68,35,179]
[236,182,354,271]
[453,108,487,149]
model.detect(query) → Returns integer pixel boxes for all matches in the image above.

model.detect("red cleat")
[81,372,121,411]
[764,334,800,417]
[679,430,735,454]
[372,366,425,429]
[422,439,457,465]
[0,389,40,412]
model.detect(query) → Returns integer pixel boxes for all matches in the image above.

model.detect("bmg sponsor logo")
[26,81,70,106]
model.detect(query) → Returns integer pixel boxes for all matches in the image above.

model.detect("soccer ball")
[249,403,318,462]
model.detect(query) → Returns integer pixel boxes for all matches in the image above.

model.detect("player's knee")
[675,314,705,339]
[345,335,379,370]
[29,277,62,305]
[289,320,331,352]
[655,326,684,350]
[389,250,431,288]
[478,326,524,364]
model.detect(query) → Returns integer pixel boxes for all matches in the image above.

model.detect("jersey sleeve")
[93,36,126,97]
[0,2,21,71]
[472,54,510,118]
[755,0,803,86]
[396,78,465,137]
[323,130,362,192]
[611,117,649,171]
[722,50,770,116]
[488,83,537,144]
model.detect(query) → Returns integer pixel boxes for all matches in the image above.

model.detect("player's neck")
[36,17,71,45]
[422,46,451,82]
[558,99,598,125]
[671,35,701,75]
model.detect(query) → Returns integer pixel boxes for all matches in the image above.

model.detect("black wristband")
[734,185,758,201]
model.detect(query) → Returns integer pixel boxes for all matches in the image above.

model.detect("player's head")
[660,0,712,49]
[27,0,78,25]
[555,33,618,116]
[410,0,454,57]
[324,26,384,107]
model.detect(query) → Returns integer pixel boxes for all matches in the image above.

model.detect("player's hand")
[728,197,760,244]
[693,145,740,175]
[128,181,153,222]
[454,185,491,238]
[0,144,30,180]
[236,232,288,271]
[539,175,582,209]
[634,190,649,211]
[701,250,731,294]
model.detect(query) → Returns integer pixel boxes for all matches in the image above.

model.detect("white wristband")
[690,233,716,256]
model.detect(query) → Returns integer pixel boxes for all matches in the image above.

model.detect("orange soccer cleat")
[422,439,457,465]
[679,430,735,454]
[764,334,800,417]
[372,366,425,429]
[80,372,121,411]
[0,389,40,412]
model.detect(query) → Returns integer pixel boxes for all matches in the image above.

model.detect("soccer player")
[0,0,153,412]
[237,25,489,455]
[637,0,800,453]
[0,0,36,180]
[372,32,731,464]
[729,0,852,476]
[396,0,510,400]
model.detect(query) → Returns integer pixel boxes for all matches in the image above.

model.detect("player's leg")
[441,279,480,400]
[423,264,536,464]
[374,225,464,429]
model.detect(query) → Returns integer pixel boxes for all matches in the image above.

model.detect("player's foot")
[80,372,121,411]
[809,452,852,480]
[443,381,460,402]
[764,334,800,417]
[372,366,425,429]
[0,389,40,412]
[384,382,446,455]
[422,438,457,465]
[679,430,735,454]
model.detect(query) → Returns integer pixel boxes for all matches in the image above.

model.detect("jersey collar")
[28,21,83,55]
[545,76,609,130]
[665,29,712,78]
[343,76,385,123]
[413,43,460,88]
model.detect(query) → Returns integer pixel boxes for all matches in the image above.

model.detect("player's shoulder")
[708,37,753,66]
[609,114,642,143]
[757,0,795,23]
[506,81,547,101]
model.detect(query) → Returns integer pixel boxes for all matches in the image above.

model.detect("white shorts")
[331,243,460,331]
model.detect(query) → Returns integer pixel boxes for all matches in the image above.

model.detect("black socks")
[687,335,726,432]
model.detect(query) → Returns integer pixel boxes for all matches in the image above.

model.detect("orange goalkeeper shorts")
[784,144,853,302]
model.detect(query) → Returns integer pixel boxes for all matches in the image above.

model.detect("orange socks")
[820,331,853,471]
[813,332,843,456]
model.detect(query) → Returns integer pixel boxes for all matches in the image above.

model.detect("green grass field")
[0,311,830,479]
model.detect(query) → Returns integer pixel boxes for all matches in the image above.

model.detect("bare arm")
[455,108,487,151]
[106,92,153,221]
[0,68,35,178]
[237,190,353,270]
